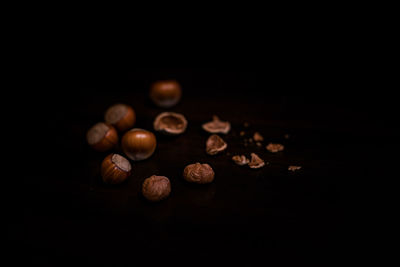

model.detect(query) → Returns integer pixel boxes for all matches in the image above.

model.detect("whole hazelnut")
[183,163,215,184]
[101,153,132,184]
[121,128,157,161]
[153,112,188,135]
[104,103,136,132]
[86,122,118,152]
[149,80,182,108]
[142,175,171,202]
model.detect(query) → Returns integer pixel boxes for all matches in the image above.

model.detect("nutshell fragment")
[253,132,264,142]
[206,134,227,155]
[248,153,265,169]
[266,143,285,153]
[232,155,249,166]
[153,112,187,135]
[202,115,231,134]
[288,166,302,172]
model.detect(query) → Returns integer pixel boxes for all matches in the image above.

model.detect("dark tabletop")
[12,69,397,265]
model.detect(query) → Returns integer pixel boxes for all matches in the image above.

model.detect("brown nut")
[202,115,231,134]
[266,143,285,153]
[149,80,182,108]
[142,175,171,202]
[206,134,227,155]
[183,163,215,184]
[86,122,118,152]
[121,128,157,161]
[248,153,265,169]
[153,112,187,135]
[232,155,249,166]
[101,153,132,184]
[104,103,136,132]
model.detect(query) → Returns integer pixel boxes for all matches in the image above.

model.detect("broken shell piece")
[253,132,264,142]
[266,143,285,153]
[232,155,249,166]
[153,112,188,135]
[248,153,265,169]
[288,166,302,172]
[206,134,227,155]
[202,115,231,134]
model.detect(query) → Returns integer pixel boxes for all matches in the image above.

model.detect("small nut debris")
[142,175,171,202]
[183,163,215,184]
[256,142,262,147]
[266,143,285,153]
[253,132,264,142]
[284,134,290,139]
[240,131,245,136]
[288,166,302,172]
[244,122,249,127]
[206,134,227,155]
[248,138,253,143]
[153,112,188,135]
[232,155,249,166]
[202,115,231,134]
[248,153,265,169]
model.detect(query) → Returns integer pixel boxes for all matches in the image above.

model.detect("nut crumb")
[284,134,290,139]
[232,155,249,166]
[288,166,302,172]
[256,142,262,147]
[244,122,249,127]
[253,132,264,142]
[248,153,265,169]
[248,138,253,143]
[240,131,245,136]
[266,143,285,153]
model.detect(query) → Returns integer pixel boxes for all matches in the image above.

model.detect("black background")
[10,68,396,264]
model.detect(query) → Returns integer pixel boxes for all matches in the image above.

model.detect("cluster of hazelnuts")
[86,80,215,202]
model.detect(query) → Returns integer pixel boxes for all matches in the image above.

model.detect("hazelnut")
[206,134,227,155]
[149,80,182,108]
[232,155,249,166]
[86,122,118,152]
[253,132,264,142]
[142,175,171,202]
[101,153,132,184]
[266,143,285,153]
[183,163,215,184]
[104,103,136,132]
[202,115,231,134]
[248,153,265,169]
[121,128,157,161]
[153,112,187,135]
